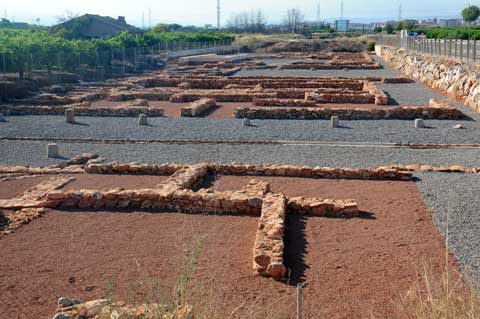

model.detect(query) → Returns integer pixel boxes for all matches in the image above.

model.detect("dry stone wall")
[376,45,480,113]
[180,98,216,117]
[1,104,164,117]
[253,193,287,279]
[233,103,463,120]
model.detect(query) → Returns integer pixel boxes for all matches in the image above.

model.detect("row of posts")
[379,35,479,62]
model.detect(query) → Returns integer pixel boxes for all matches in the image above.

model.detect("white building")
[438,19,463,27]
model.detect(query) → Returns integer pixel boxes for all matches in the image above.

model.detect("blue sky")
[1,0,472,26]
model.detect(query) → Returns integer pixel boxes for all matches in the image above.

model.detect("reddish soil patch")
[212,176,455,318]
[0,176,50,199]
[0,176,455,318]
[0,211,293,319]
[62,174,170,191]
[90,99,392,119]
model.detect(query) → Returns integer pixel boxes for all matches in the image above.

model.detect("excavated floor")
[0,174,457,319]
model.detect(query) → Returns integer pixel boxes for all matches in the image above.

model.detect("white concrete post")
[138,114,148,126]
[47,143,60,158]
[414,118,425,129]
[65,108,75,123]
[330,116,339,128]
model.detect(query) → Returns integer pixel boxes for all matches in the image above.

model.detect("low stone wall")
[180,98,216,117]
[0,177,74,209]
[288,197,359,217]
[233,103,463,120]
[169,91,276,103]
[253,98,316,107]
[106,88,178,102]
[376,45,480,113]
[253,193,287,279]
[85,163,413,181]
[306,92,376,104]
[0,208,46,238]
[85,163,182,175]
[1,105,164,117]
[363,82,389,105]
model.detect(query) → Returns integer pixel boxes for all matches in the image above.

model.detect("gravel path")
[416,172,480,284]
[2,140,480,168]
[1,115,478,145]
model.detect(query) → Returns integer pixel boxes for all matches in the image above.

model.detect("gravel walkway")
[416,172,480,285]
[1,115,478,145]
[2,139,480,168]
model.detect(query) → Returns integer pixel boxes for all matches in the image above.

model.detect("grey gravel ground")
[235,66,403,78]
[1,115,479,145]
[2,139,480,168]
[416,172,480,285]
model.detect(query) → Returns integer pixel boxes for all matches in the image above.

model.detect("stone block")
[47,144,60,158]
[138,114,148,126]
[65,108,75,123]
[414,118,425,128]
[330,116,339,128]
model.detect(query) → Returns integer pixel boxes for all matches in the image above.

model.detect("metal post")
[296,283,303,319]
[474,40,477,62]
[455,39,458,58]
[460,39,463,61]
[133,47,137,72]
[467,39,470,61]
[122,48,125,75]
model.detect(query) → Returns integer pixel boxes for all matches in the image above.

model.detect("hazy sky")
[1,0,471,26]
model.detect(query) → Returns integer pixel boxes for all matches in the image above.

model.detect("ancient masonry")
[0,161,413,281]
[234,99,463,120]
[376,45,480,113]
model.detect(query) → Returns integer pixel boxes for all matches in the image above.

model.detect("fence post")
[455,39,458,58]
[2,53,6,99]
[474,40,477,62]
[460,39,464,61]
[296,283,303,319]
[133,47,137,72]
[467,39,471,61]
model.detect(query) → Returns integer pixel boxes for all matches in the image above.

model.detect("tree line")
[0,28,234,78]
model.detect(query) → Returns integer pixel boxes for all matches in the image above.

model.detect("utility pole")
[141,11,145,30]
[217,0,221,29]
[148,8,152,29]
[340,0,344,20]
[398,3,402,21]
[316,1,321,26]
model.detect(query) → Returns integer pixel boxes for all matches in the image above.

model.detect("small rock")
[52,313,73,319]
[242,118,251,126]
[452,124,465,129]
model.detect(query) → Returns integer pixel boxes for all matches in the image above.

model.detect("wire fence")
[376,35,480,62]
[0,39,236,100]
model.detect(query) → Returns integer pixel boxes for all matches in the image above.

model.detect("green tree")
[462,5,480,25]
[384,24,394,34]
